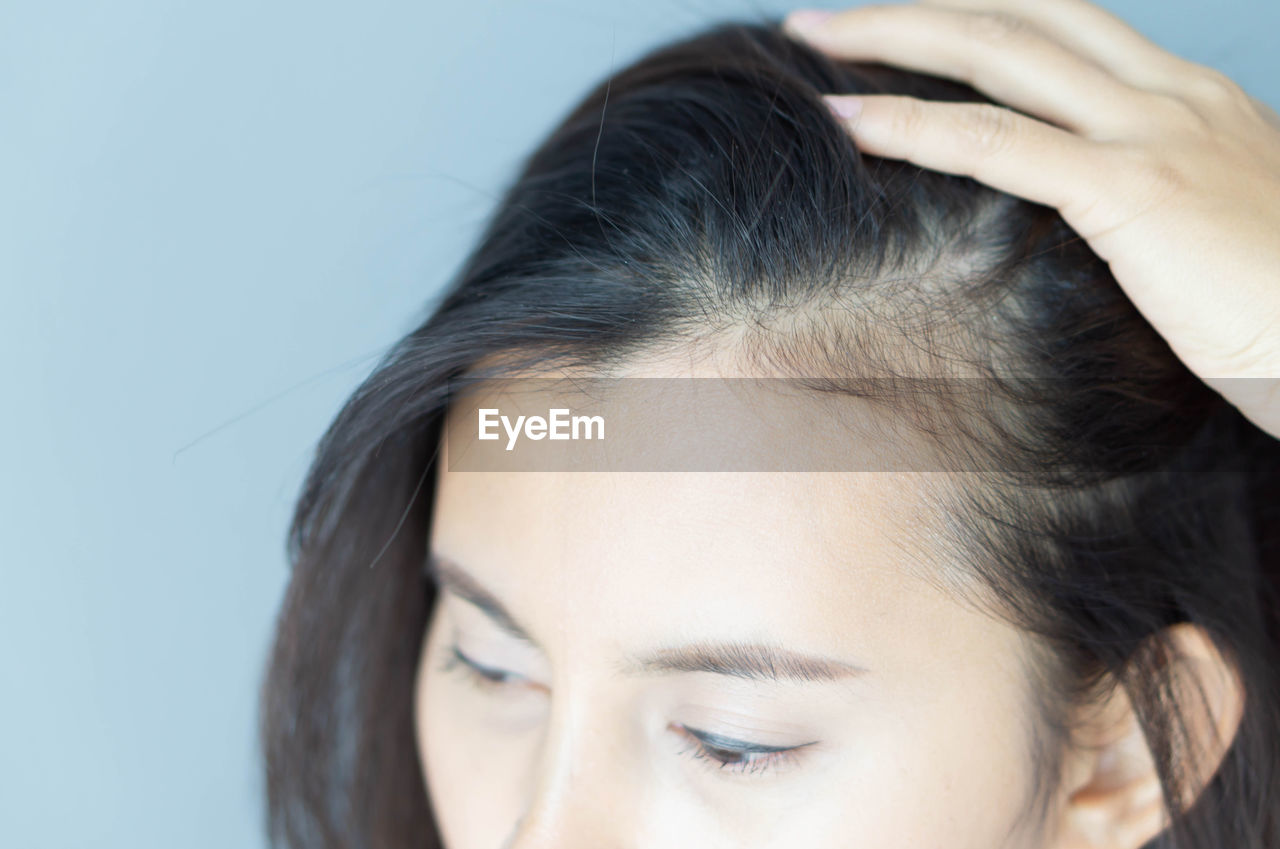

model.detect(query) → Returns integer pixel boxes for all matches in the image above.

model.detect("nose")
[502,705,639,849]
[504,787,631,849]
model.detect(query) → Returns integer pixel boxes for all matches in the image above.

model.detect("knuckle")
[1216,322,1278,374]
[959,104,1018,157]
[1149,159,1187,196]
[1150,91,1215,134]
[963,11,1029,45]
[1121,144,1188,200]
[1186,67,1244,105]
[889,95,930,140]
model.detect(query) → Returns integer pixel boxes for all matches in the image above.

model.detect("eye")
[440,642,537,692]
[672,723,814,777]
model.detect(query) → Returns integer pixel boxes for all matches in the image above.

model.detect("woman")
[260,2,1280,847]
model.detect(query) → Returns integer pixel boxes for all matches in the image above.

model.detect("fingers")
[783,3,1155,137]
[915,0,1194,92]
[826,94,1111,222]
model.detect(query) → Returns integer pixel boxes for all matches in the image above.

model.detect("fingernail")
[785,9,836,35]
[824,95,863,122]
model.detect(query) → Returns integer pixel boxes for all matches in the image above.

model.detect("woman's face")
[415,368,1056,849]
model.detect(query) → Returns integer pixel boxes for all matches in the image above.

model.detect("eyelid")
[431,559,541,648]
[444,639,550,694]
[671,721,817,778]
[680,724,807,754]
[452,644,521,682]
[442,591,548,663]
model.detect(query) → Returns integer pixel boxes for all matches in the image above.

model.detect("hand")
[783,0,1280,439]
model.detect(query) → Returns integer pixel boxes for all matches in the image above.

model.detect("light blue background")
[3,1,1277,846]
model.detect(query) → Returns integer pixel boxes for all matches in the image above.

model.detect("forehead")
[432,466,928,582]
[429,460,1011,682]
[429,343,1023,681]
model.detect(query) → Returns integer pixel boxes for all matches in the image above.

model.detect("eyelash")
[439,642,530,690]
[673,724,808,777]
[440,641,812,778]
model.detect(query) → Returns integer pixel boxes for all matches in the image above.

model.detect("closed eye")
[441,642,543,691]
[673,723,817,777]
[454,644,518,682]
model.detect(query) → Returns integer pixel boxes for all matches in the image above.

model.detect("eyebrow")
[425,553,869,685]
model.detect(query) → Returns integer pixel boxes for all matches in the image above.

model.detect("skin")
[783,0,1280,440]
[415,348,1242,849]
[416,370,1050,849]
[418,468,1047,849]
[415,2,1257,845]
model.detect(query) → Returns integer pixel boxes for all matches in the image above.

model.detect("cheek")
[414,601,539,849]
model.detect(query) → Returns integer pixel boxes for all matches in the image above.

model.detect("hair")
[259,17,1280,849]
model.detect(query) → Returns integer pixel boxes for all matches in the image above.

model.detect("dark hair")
[260,17,1280,848]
